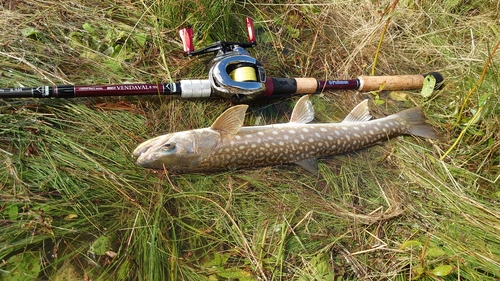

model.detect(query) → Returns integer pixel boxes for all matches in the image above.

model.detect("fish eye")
[162,142,176,151]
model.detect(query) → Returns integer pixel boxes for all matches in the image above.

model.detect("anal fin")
[295,158,318,174]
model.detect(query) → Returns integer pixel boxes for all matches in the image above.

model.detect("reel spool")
[229,64,258,82]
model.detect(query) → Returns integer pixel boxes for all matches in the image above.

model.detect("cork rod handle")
[357,72,443,91]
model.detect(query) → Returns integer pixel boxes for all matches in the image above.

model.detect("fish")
[133,95,438,173]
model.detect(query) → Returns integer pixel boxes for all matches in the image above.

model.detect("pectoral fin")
[295,158,318,174]
[211,105,249,137]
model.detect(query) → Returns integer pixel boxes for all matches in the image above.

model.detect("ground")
[0,0,499,280]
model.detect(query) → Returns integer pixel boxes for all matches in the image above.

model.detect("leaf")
[52,260,80,281]
[478,92,493,107]
[411,266,425,280]
[421,75,436,98]
[492,190,500,198]
[2,251,41,281]
[6,204,18,220]
[111,44,123,57]
[309,253,334,279]
[216,267,254,279]
[103,59,122,73]
[105,28,115,42]
[105,250,117,258]
[65,213,78,220]
[378,81,387,91]
[426,247,446,257]
[201,252,256,280]
[93,101,139,112]
[431,264,454,276]
[90,235,111,255]
[116,259,131,281]
[310,253,331,275]
[20,27,44,41]
[400,240,422,249]
[370,90,385,105]
[389,91,407,101]
[117,30,126,41]
[82,22,95,34]
[203,252,230,268]
[135,33,147,47]
[285,25,300,39]
[68,31,84,45]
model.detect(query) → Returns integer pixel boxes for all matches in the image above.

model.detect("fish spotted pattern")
[133,96,438,173]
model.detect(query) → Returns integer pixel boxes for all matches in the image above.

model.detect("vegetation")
[1,0,499,280]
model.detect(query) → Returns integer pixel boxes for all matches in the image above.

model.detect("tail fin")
[395,108,440,139]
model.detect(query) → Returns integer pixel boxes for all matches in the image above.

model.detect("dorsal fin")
[211,105,248,136]
[290,95,315,123]
[342,99,372,123]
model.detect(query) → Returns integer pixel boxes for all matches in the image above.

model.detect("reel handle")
[245,17,256,44]
[179,28,194,55]
[179,18,257,57]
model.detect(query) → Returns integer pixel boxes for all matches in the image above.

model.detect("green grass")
[1,0,499,280]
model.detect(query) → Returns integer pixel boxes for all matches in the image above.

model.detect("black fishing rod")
[0,17,443,103]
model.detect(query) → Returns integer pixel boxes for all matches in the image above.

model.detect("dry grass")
[1,0,499,280]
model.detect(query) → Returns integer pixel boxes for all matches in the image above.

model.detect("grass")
[1,0,499,280]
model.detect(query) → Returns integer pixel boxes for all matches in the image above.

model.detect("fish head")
[133,129,219,171]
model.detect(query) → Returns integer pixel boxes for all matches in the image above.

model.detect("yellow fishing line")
[229,66,257,82]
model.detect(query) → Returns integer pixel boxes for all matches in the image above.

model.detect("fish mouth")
[132,134,172,158]
[132,143,153,158]
[133,134,173,169]
[135,152,163,170]
[133,149,155,169]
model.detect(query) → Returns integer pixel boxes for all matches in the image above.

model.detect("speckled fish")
[133,96,438,173]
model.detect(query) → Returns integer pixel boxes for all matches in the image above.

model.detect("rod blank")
[0,72,443,100]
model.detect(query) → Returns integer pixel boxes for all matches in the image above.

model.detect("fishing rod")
[0,17,443,103]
